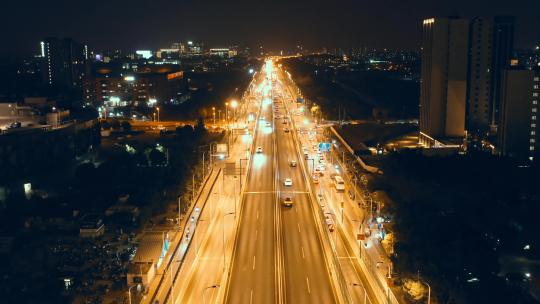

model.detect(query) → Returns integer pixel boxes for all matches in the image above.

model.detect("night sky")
[2,0,539,54]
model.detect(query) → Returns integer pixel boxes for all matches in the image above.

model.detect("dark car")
[348,188,356,200]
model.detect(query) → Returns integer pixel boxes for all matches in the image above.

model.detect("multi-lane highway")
[226,60,338,304]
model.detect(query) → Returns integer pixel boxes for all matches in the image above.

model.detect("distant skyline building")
[498,69,539,162]
[466,16,514,135]
[419,17,470,146]
[41,38,88,89]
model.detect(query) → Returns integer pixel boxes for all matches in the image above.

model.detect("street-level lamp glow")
[231,100,238,108]
[156,107,160,122]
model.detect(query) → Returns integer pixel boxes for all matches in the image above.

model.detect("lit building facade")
[498,69,539,162]
[41,38,88,89]
[419,17,470,146]
[467,16,514,135]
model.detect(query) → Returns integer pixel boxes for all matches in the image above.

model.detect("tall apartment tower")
[467,16,514,135]
[498,69,539,162]
[41,38,88,89]
[419,17,470,146]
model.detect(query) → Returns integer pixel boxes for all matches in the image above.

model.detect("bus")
[333,175,345,192]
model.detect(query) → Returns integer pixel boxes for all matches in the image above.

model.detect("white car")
[284,178,293,186]
[266,122,271,127]
[256,147,263,153]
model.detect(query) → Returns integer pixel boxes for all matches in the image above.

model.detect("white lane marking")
[301,247,305,259]
[306,277,311,294]
[297,223,301,233]
[257,210,259,220]
[295,206,298,213]
[250,289,253,304]
[255,230,258,241]
[252,256,256,270]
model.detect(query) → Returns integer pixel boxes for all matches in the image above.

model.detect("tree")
[121,121,132,132]
[194,117,207,139]
[176,125,194,141]
[111,120,121,130]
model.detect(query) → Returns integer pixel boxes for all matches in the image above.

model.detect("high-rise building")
[498,69,539,162]
[467,16,514,135]
[419,17,470,146]
[42,38,88,89]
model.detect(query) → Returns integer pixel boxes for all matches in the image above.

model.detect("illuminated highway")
[225,61,338,304]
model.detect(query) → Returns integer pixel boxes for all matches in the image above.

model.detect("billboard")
[216,144,228,153]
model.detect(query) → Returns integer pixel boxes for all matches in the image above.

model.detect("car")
[256,147,263,153]
[325,215,335,232]
[284,128,290,133]
[348,188,356,200]
[290,160,297,167]
[7,122,22,129]
[318,164,326,171]
[284,178,293,186]
[259,117,265,121]
[282,120,287,124]
[266,122,271,127]
[282,197,293,207]
[312,175,320,184]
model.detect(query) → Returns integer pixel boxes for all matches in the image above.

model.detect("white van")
[333,175,345,192]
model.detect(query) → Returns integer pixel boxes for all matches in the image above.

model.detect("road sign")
[319,142,331,152]
[224,162,236,175]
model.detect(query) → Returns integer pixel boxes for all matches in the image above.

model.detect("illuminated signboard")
[167,71,184,80]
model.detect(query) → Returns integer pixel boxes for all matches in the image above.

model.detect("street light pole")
[202,285,219,304]
[351,283,367,304]
[222,212,235,272]
[128,284,140,304]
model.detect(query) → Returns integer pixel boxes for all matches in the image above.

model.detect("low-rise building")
[127,232,171,289]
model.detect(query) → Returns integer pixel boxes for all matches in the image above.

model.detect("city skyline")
[2,0,540,55]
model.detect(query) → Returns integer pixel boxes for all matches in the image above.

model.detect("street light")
[128,284,141,304]
[418,278,431,304]
[202,284,219,304]
[225,102,229,124]
[212,107,216,125]
[351,282,368,304]
[231,100,238,127]
[222,212,236,272]
[156,107,160,122]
